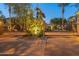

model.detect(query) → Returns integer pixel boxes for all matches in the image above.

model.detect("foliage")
[50,18,67,25]
[50,18,67,31]
[68,16,77,32]
[5,3,32,31]
[26,19,45,37]
[26,7,45,37]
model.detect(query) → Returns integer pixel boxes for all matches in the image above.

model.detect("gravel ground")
[0,32,79,56]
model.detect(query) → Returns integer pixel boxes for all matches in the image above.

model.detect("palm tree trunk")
[9,6,12,32]
[61,4,64,31]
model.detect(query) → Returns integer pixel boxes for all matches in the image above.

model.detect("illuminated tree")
[26,7,45,37]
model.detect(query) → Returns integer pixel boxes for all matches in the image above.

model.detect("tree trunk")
[9,6,12,32]
[61,5,64,31]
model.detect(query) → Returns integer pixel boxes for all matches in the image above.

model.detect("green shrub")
[26,19,45,37]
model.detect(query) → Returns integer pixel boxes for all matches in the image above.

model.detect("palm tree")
[73,3,79,32]
[5,3,16,31]
[12,3,31,31]
[58,3,69,31]
[5,3,31,31]
[0,11,5,23]
[69,16,76,32]
[36,7,45,20]
[35,7,46,36]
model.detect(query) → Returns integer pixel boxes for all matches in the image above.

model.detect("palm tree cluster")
[1,3,45,36]
[5,3,32,32]
[47,3,79,32]
[0,3,79,34]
